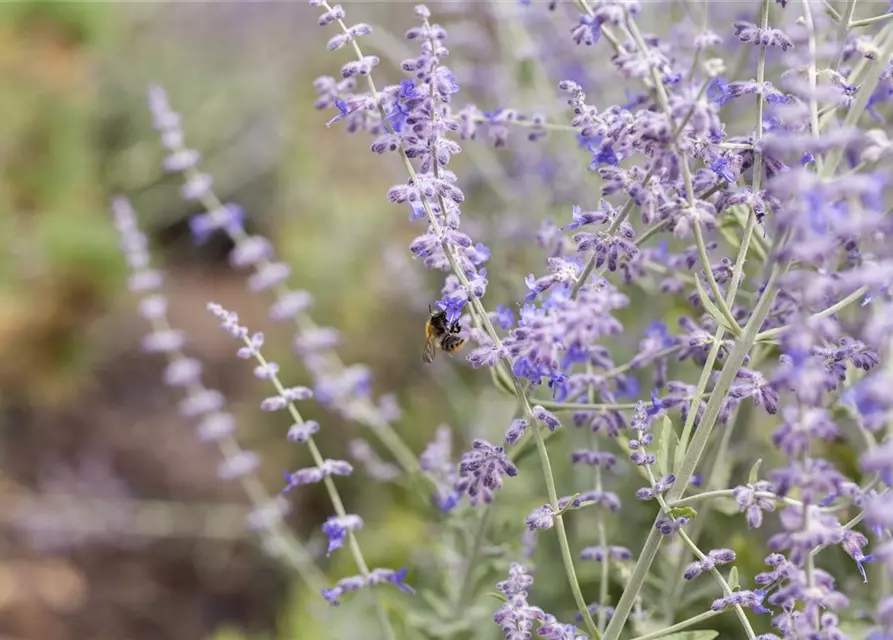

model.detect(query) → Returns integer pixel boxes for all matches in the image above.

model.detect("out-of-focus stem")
[245,344,395,640]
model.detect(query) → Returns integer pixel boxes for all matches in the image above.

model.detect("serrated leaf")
[747,459,763,485]
[693,274,735,333]
[727,566,739,590]
[660,632,719,640]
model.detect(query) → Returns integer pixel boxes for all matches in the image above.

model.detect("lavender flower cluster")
[110,0,893,638]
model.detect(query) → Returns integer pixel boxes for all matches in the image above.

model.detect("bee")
[422,305,464,363]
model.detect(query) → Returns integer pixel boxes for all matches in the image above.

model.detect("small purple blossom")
[455,439,518,505]
[526,504,554,531]
[322,514,363,556]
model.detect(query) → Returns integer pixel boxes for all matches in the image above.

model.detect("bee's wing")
[422,334,437,363]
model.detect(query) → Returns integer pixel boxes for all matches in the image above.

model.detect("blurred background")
[0,2,879,639]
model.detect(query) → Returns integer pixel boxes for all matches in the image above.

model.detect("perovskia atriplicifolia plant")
[114,0,893,638]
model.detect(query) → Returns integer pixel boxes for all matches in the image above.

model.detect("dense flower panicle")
[455,439,518,505]
[493,564,544,638]
[501,279,628,389]
[492,564,586,639]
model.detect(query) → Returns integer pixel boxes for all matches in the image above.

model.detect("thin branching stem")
[244,342,395,639]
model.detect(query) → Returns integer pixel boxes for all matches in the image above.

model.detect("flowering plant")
[113,0,893,638]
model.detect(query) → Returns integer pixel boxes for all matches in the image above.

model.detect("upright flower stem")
[571,76,712,303]
[602,3,782,632]
[241,340,396,640]
[145,301,326,593]
[661,248,793,621]
[589,430,611,633]
[323,6,600,636]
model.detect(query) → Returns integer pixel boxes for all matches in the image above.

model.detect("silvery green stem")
[645,467,755,638]
[837,0,858,56]
[850,12,893,28]
[629,609,723,640]
[605,203,785,640]
[670,489,802,509]
[246,344,396,640]
[756,285,869,341]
